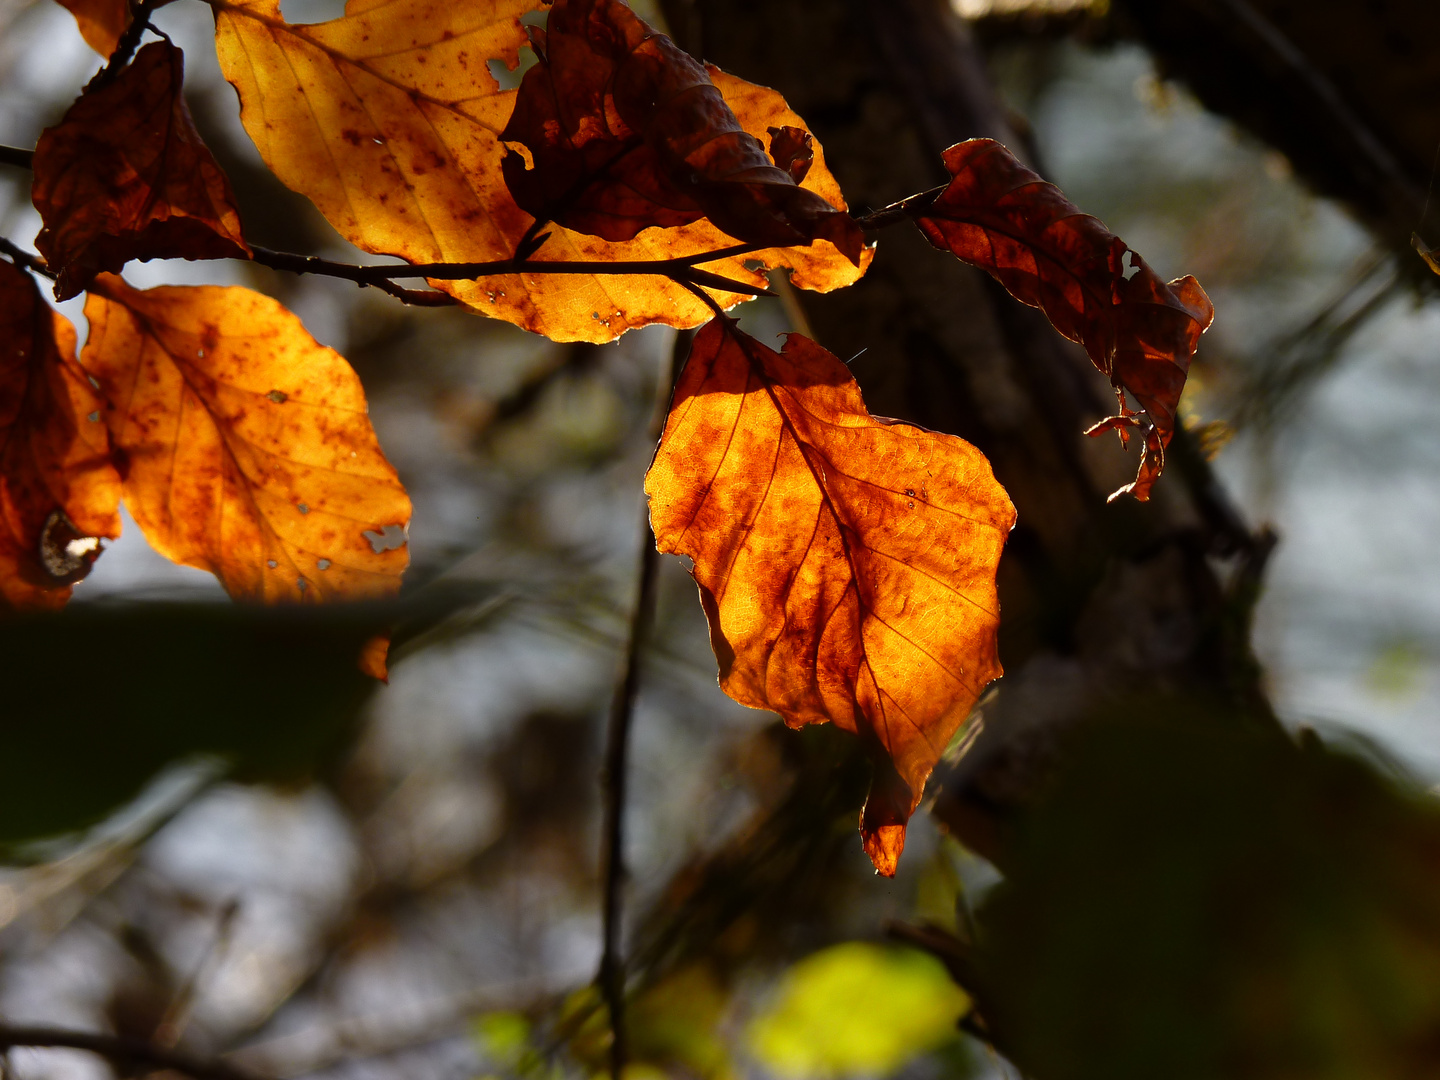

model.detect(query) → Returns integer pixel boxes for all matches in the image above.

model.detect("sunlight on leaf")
[646,318,1014,874]
[747,943,970,1080]
[210,0,867,342]
[32,42,250,301]
[52,0,130,57]
[0,261,121,610]
[80,274,410,609]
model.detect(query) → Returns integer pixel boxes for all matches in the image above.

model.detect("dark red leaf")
[915,139,1214,501]
[0,261,121,609]
[500,0,863,263]
[32,41,251,301]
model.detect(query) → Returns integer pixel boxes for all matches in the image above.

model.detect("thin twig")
[0,238,55,280]
[0,145,33,171]
[0,1026,265,1080]
[596,327,692,1080]
[86,0,165,91]
[854,184,947,230]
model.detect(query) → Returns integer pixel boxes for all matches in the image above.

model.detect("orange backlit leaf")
[80,274,411,608]
[53,0,130,57]
[0,261,121,610]
[210,0,868,343]
[645,318,1015,875]
[500,0,863,261]
[32,41,251,301]
[915,139,1214,501]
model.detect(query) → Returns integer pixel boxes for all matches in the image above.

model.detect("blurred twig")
[596,328,691,1080]
[0,1026,265,1080]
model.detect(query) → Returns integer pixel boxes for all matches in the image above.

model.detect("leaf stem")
[596,327,690,1080]
[853,184,947,230]
[0,1025,265,1080]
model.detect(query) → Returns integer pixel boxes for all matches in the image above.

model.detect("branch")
[86,0,165,91]
[596,327,691,1080]
[854,184,947,230]
[0,238,56,280]
[0,145,33,171]
[0,1026,265,1080]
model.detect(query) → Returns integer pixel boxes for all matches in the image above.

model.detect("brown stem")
[86,0,165,91]
[0,1026,265,1080]
[596,327,691,1080]
[0,145,33,170]
[0,238,56,279]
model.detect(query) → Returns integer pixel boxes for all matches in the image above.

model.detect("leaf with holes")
[32,41,250,301]
[500,0,863,260]
[646,317,1015,875]
[79,274,410,617]
[0,261,121,610]
[210,0,867,343]
[915,139,1213,501]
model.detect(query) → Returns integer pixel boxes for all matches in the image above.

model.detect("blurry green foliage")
[973,702,1440,1080]
[746,943,970,1080]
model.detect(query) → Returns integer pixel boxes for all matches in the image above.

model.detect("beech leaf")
[0,261,121,610]
[500,0,864,262]
[80,274,411,611]
[211,0,868,343]
[915,139,1214,501]
[645,318,1015,875]
[53,0,131,57]
[32,41,251,301]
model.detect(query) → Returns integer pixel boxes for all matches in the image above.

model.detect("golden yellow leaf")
[80,274,410,605]
[210,0,868,343]
[645,319,1015,875]
[0,261,121,609]
[53,0,130,57]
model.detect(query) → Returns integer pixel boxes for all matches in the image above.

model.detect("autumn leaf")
[31,41,251,301]
[80,274,410,609]
[645,318,1015,875]
[210,0,868,343]
[499,0,863,262]
[914,139,1214,501]
[0,261,121,610]
[53,0,131,58]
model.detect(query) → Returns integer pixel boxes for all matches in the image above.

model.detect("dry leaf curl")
[32,41,250,301]
[646,318,1015,875]
[0,261,121,609]
[211,0,867,342]
[500,0,864,261]
[916,139,1214,501]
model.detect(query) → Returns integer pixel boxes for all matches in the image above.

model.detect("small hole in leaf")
[267,560,278,569]
[298,503,309,515]
[268,390,288,403]
[363,524,408,553]
[297,578,307,592]
[87,411,99,422]
[317,558,331,570]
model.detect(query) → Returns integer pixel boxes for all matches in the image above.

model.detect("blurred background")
[2,0,1440,1078]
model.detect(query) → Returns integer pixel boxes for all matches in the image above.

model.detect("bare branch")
[0,1026,266,1080]
[0,145,33,170]
[86,0,166,92]
[0,238,56,280]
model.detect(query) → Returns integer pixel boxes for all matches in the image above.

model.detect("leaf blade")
[80,274,410,605]
[646,318,1014,874]
[915,139,1214,501]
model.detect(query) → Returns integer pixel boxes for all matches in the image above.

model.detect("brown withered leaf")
[0,261,121,610]
[54,0,130,57]
[915,139,1214,501]
[500,0,863,262]
[211,0,868,343]
[80,274,410,608]
[645,318,1015,875]
[32,41,251,301]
